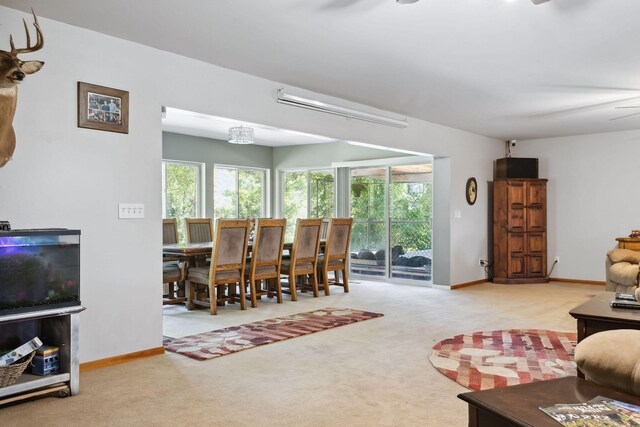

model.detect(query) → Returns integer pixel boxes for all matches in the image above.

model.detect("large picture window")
[281,169,335,240]
[214,166,268,221]
[162,160,204,243]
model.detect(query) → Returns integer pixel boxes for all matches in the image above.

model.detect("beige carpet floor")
[1,280,598,426]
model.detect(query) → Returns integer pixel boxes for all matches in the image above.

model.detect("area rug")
[164,307,383,361]
[429,329,577,391]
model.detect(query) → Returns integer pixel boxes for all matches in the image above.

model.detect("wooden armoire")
[492,179,549,284]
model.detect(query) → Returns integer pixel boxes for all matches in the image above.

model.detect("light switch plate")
[119,203,145,219]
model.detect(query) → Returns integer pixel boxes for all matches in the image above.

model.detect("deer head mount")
[0,10,44,168]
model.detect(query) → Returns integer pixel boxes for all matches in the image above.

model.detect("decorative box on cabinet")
[492,179,549,284]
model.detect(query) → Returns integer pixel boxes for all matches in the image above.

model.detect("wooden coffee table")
[458,376,640,427]
[569,291,640,342]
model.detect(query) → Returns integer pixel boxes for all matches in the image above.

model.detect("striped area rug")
[164,307,383,361]
[429,329,577,391]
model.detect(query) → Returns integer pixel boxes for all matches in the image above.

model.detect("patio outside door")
[349,164,432,283]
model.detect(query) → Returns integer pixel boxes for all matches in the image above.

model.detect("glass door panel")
[350,167,387,278]
[389,165,432,282]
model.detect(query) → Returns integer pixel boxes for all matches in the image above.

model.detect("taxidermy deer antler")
[0,9,44,168]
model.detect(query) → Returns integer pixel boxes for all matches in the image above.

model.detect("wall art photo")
[78,82,129,134]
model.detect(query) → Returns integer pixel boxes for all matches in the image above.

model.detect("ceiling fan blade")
[610,111,640,121]
[614,106,640,109]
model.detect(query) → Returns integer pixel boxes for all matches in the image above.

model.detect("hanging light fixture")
[228,125,254,145]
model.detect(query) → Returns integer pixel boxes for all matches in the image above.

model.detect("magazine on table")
[611,293,640,309]
[615,293,638,302]
[611,299,640,310]
[540,396,640,426]
[590,396,640,422]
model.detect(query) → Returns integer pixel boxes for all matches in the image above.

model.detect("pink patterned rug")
[429,329,577,391]
[164,308,383,361]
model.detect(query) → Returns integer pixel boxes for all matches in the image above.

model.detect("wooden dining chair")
[162,218,185,304]
[317,218,353,296]
[185,218,214,266]
[245,218,286,308]
[321,218,330,240]
[185,218,213,243]
[281,218,323,301]
[163,261,186,305]
[185,219,251,315]
[163,218,179,244]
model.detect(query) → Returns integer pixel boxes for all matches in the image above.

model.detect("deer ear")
[21,61,44,74]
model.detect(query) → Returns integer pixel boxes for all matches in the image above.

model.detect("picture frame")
[77,82,129,134]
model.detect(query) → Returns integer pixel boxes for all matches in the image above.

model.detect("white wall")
[0,7,502,362]
[516,129,640,282]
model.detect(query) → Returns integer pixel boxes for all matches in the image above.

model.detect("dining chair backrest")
[211,219,251,273]
[325,218,353,262]
[252,218,286,268]
[185,218,213,243]
[163,218,179,245]
[321,218,330,240]
[290,218,323,265]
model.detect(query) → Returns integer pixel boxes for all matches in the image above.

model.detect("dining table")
[162,240,326,309]
[162,241,324,258]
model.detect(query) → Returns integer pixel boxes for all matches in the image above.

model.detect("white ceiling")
[162,107,339,147]
[2,0,640,141]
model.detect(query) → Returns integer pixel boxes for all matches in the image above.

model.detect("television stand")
[0,306,85,405]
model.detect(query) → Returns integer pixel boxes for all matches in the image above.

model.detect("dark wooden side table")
[569,292,640,342]
[616,237,640,250]
[458,377,640,427]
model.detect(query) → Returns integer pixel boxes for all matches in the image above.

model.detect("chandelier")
[228,126,254,145]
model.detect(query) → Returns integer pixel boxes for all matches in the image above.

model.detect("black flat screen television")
[0,229,80,316]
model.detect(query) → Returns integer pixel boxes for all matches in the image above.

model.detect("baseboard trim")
[549,278,606,286]
[451,279,489,289]
[80,347,164,372]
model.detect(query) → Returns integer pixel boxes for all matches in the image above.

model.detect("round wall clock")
[466,177,477,205]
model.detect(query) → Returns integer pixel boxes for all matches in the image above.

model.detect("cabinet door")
[507,182,526,232]
[526,181,546,232]
[527,233,546,277]
[507,233,526,277]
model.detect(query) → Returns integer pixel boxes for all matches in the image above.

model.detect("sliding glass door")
[349,164,432,283]
[350,168,387,277]
[389,165,432,281]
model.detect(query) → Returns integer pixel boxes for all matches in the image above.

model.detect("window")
[213,166,268,221]
[162,160,204,243]
[281,169,335,240]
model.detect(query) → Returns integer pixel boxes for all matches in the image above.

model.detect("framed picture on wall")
[77,82,129,134]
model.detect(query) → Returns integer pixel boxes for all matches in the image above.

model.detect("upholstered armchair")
[606,249,640,293]
[575,329,640,396]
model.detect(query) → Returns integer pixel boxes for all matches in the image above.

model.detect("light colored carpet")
[1,280,598,426]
